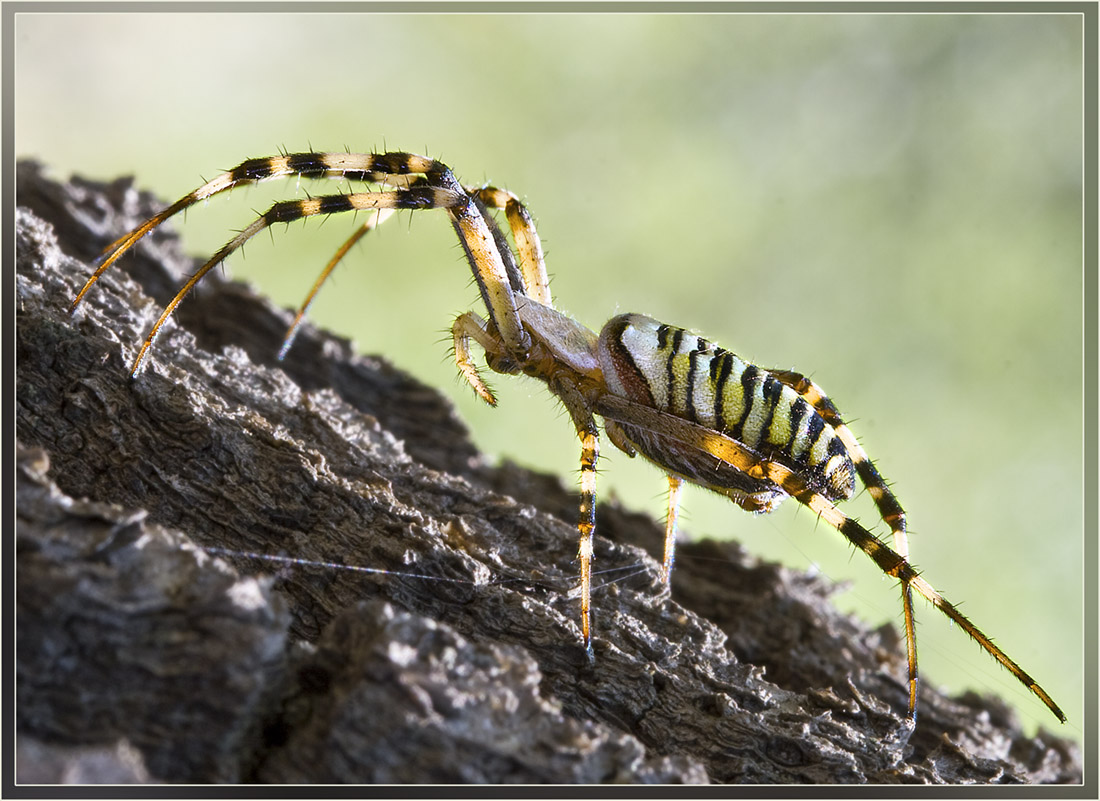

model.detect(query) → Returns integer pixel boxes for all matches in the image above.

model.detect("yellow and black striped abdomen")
[597,313,855,501]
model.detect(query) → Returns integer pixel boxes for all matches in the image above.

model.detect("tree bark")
[14,161,1082,784]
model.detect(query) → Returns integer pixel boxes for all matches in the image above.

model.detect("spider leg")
[768,369,908,553]
[453,312,606,657]
[471,186,551,306]
[278,207,397,360]
[72,152,438,312]
[282,173,553,360]
[801,486,1065,723]
[126,187,465,375]
[661,475,684,586]
[767,368,917,716]
[446,197,530,356]
[551,376,602,661]
[605,421,775,588]
[72,190,211,313]
[278,171,448,359]
[594,393,1066,723]
[450,311,504,406]
[73,152,532,357]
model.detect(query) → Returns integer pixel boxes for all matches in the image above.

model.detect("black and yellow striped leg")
[595,392,1066,722]
[577,425,599,661]
[767,370,906,538]
[453,316,602,659]
[768,369,909,553]
[768,368,918,715]
[553,378,602,661]
[73,151,453,312]
[900,583,918,717]
[472,187,551,306]
[273,183,537,364]
[446,197,531,357]
[71,151,533,367]
[800,490,1063,722]
[123,187,466,375]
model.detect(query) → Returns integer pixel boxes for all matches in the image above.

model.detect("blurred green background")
[16,12,1084,736]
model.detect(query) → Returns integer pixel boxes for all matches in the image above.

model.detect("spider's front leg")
[285,182,546,362]
[70,150,541,375]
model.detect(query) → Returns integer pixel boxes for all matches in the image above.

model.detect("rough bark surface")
[14,162,1082,785]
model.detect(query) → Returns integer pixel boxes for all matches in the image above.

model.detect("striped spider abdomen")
[597,313,855,510]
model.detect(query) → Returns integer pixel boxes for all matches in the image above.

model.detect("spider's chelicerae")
[71,149,1064,724]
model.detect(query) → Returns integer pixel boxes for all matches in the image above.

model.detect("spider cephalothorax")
[70,149,1065,724]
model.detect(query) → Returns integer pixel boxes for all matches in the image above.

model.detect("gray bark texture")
[15,161,1082,785]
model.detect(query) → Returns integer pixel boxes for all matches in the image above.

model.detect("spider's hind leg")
[767,367,918,717]
[767,369,908,552]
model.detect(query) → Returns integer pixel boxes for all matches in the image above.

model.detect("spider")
[70,149,1065,724]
